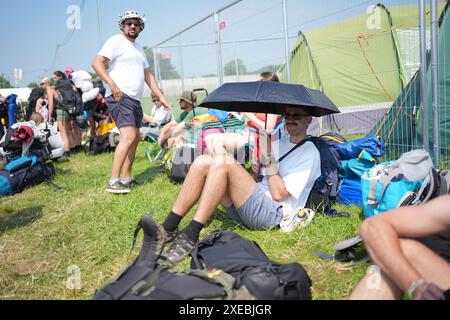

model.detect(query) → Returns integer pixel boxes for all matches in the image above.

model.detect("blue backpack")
[361,150,435,218]
[333,135,386,160]
[0,155,52,196]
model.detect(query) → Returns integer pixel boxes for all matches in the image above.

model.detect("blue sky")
[0,0,418,86]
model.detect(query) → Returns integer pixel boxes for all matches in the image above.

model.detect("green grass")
[0,143,369,300]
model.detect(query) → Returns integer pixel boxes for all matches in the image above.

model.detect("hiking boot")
[280,208,315,233]
[162,228,180,244]
[164,232,197,264]
[106,181,131,194]
[121,178,138,188]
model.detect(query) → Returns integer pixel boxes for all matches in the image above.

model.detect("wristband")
[406,278,427,300]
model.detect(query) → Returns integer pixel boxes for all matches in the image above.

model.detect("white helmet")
[118,10,146,30]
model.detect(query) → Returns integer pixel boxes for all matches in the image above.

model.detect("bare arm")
[244,113,280,133]
[92,55,121,101]
[359,195,450,293]
[144,68,169,108]
[143,113,155,124]
[259,131,290,202]
[47,89,56,123]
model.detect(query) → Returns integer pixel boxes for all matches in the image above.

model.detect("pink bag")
[197,128,225,155]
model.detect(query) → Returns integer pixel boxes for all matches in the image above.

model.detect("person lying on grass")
[158,106,321,264]
[349,195,450,300]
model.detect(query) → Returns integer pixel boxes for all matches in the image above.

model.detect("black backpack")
[93,215,253,300]
[190,230,312,300]
[25,87,45,120]
[166,144,198,184]
[87,133,119,156]
[55,80,83,116]
[306,133,348,217]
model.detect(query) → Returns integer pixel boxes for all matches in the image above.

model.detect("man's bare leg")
[171,155,213,216]
[121,127,140,179]
[349,239,450,300]
[111,126,139,179]
[192,155,256,224]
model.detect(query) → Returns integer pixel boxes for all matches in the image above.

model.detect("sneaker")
[106,181,131,194]
[121,178,138,188]
[164,232,197,264]
[280,208,315,233]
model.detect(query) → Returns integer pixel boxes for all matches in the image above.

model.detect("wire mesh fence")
[147,0,449,167]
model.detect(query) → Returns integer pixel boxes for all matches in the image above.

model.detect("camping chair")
[141,115,174,163]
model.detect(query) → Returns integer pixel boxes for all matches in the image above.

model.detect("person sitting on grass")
[141,91,172,138]
[158,106,321,264]
[157,90,204,149]
[349,195,450,300]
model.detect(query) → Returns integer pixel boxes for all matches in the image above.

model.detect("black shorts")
[105,93,143,129]
[417,230,450,263]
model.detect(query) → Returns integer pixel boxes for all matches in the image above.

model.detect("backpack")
[306,133,347,217]
[190,230,312,300]
[361,149,435,218]
[55,80,83,116]
[333,135,386,160]
[0,155,53,196]
[93,215,254,300]
[87,133,118,156]
[26,88,44,120]
[166,143,198,184]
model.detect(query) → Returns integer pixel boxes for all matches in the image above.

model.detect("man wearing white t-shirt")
[159,106,321,264]
[92,10,168,194]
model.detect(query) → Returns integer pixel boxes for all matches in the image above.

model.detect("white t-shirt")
[258,136,321,218]
[151,104,172,126]
[97,34,150,101]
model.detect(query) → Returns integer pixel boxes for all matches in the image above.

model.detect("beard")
[126,30,139,39]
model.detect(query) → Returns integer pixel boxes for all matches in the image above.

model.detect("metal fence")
[147,0,449,167]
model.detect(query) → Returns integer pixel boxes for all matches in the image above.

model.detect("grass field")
[0,141,369,300]
[0,99,370,300]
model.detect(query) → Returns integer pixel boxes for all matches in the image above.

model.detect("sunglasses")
[283,112,309,120]
[125,21,142,27]
[39,82,46,86]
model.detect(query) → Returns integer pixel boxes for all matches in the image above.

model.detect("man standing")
[92,10,168,194]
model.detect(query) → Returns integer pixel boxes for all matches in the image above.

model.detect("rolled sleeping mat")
[82,87,100,103]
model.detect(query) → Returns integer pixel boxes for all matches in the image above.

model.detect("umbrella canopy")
[199,81,340,117]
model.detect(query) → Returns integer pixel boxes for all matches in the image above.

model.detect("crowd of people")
[1,9,449,300]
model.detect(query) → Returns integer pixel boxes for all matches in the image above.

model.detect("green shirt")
[176,108,206,123]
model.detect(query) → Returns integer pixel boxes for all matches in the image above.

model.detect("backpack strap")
[278,138,310,163]
[367,164,401,207]
[187,269,237,300]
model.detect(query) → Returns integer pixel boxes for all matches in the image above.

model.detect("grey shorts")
[226,184,283,230]
[106,93,143,129]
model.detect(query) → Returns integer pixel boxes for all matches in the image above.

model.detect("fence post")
[214,11,224,86]
[419,0,429,152]
[282,0,291,83]
[153,46,160,88]
[430,0,440,166]
[179,35,185,92]
[234,42,240,82]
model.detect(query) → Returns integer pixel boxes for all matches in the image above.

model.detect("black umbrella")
[199,81,340,117]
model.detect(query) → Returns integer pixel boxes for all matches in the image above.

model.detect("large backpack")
[190,230,312,300]
[25,88,45,120]
[93,215,253,300]
[166,143,199,184]
[306,133,346,217]
[55,80,83,116]
[87,132,119,156]
[361,149,435,218]
[0,155,53,196]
